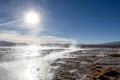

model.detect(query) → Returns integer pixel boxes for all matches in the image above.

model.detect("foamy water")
[0,45,81,80]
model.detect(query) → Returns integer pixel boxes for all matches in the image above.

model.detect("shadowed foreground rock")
[51,49,120,80]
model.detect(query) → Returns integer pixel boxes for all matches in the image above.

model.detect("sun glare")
[24,11,40,25]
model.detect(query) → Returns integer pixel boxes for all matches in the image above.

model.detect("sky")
[0,0,120,44]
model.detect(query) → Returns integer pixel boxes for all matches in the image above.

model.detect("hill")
[81,41,120,48]
[0,41,27,46]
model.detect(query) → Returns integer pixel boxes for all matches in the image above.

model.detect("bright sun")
[24,11,40,25]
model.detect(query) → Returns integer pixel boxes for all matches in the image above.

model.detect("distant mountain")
[103,41,120,45]
[0,41,28,46]
[80,41,120,48]
[0,41,16,46]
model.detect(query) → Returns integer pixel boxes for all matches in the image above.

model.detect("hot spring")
[0,44,83,80]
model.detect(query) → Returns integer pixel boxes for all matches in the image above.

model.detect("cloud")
[0,20,21,26]
[0,18,44,35]
[0,32,76,44]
